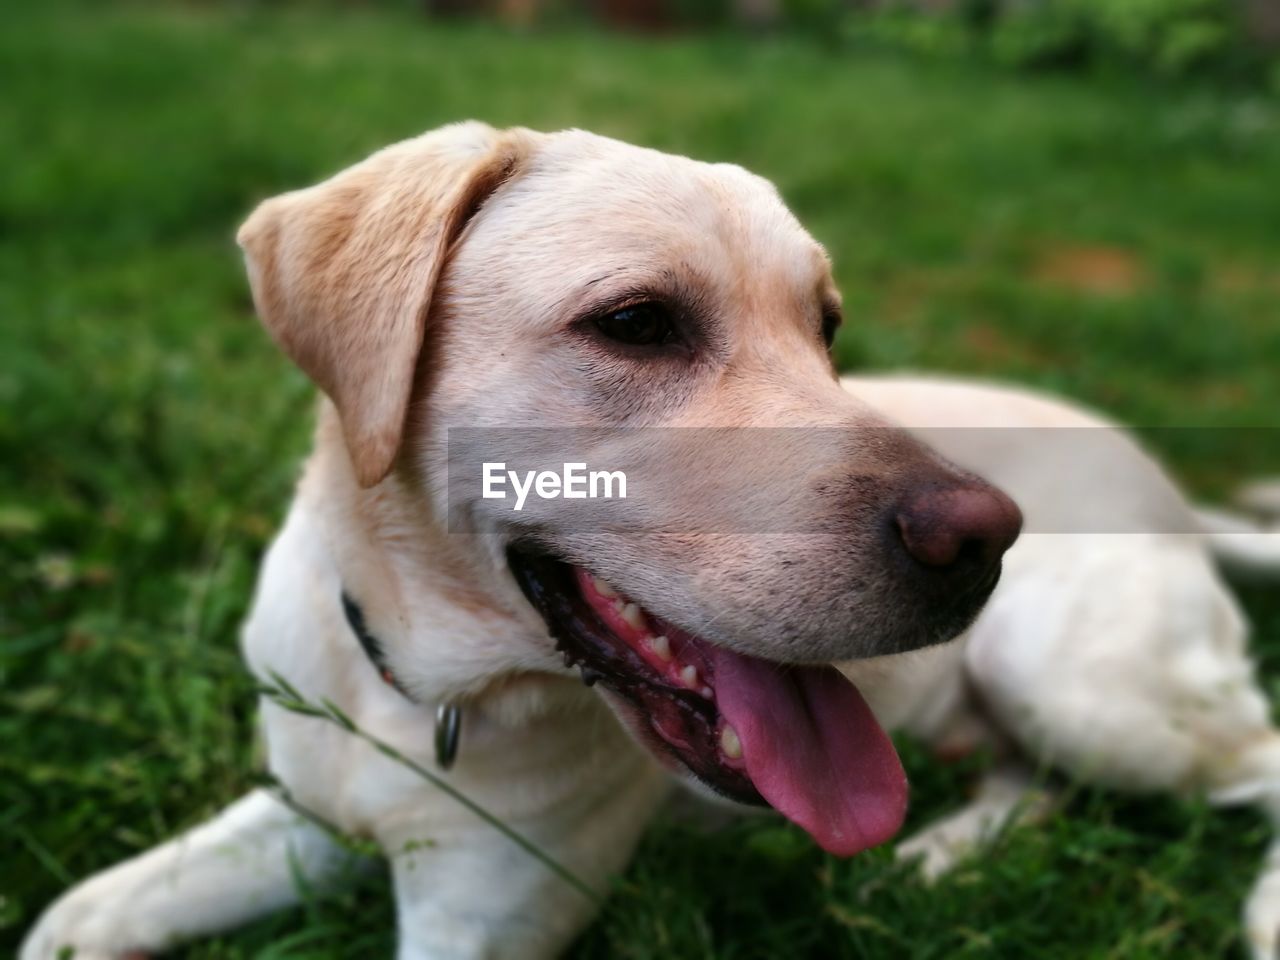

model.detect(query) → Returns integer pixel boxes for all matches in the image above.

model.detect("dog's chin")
[505,545,912,858]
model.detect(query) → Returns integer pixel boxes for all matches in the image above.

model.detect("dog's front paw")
[20,887,153,960]
[1245,905,1280,960]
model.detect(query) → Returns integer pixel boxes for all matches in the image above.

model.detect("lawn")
[3,3,1280,957]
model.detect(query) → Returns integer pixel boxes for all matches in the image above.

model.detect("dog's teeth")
[720,724,743,759]
[700,686,713,699]
[619,603,645,630]
[680,665,699,689]
[648,635,672,661]
[592,576,618,598]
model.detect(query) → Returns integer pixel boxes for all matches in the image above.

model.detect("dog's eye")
[821,308,843,349]
[595,303,675,347]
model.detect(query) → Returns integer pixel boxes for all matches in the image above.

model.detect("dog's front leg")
[385,765,669,960]
[20,788,363,960]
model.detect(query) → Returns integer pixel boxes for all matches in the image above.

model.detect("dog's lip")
[506,546,910,856]
[506,546,761,805]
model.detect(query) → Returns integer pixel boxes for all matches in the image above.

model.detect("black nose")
[894,482,1022,580]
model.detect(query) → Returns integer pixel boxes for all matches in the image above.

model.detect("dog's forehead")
[469,131,831,299]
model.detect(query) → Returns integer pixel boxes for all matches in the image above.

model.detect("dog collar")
[340,590,462,770]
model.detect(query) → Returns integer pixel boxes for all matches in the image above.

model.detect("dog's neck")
[299,404,586,724]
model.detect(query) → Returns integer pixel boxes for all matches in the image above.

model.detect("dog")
[838,374,1280,960]
[20,123,1025,959]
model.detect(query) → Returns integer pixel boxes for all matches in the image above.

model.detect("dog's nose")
[894,482,1022,577]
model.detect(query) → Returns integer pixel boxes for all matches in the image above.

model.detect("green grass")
[3,3,1280,957]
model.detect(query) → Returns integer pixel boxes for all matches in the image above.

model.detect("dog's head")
[238,123,1020,856]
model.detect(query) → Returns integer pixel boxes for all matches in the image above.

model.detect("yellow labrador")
[21,124,1022,959]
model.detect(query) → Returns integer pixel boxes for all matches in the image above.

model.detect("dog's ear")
[237,122,531,487]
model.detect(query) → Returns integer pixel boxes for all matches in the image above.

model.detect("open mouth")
[508,548,908,857]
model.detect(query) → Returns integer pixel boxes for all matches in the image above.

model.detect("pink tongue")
[711,647,907,856]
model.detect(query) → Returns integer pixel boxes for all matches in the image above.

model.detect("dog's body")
[21,123,1280,959]
[840,374,1280,959]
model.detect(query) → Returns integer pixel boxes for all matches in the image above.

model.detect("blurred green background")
[3,1,1280,957]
